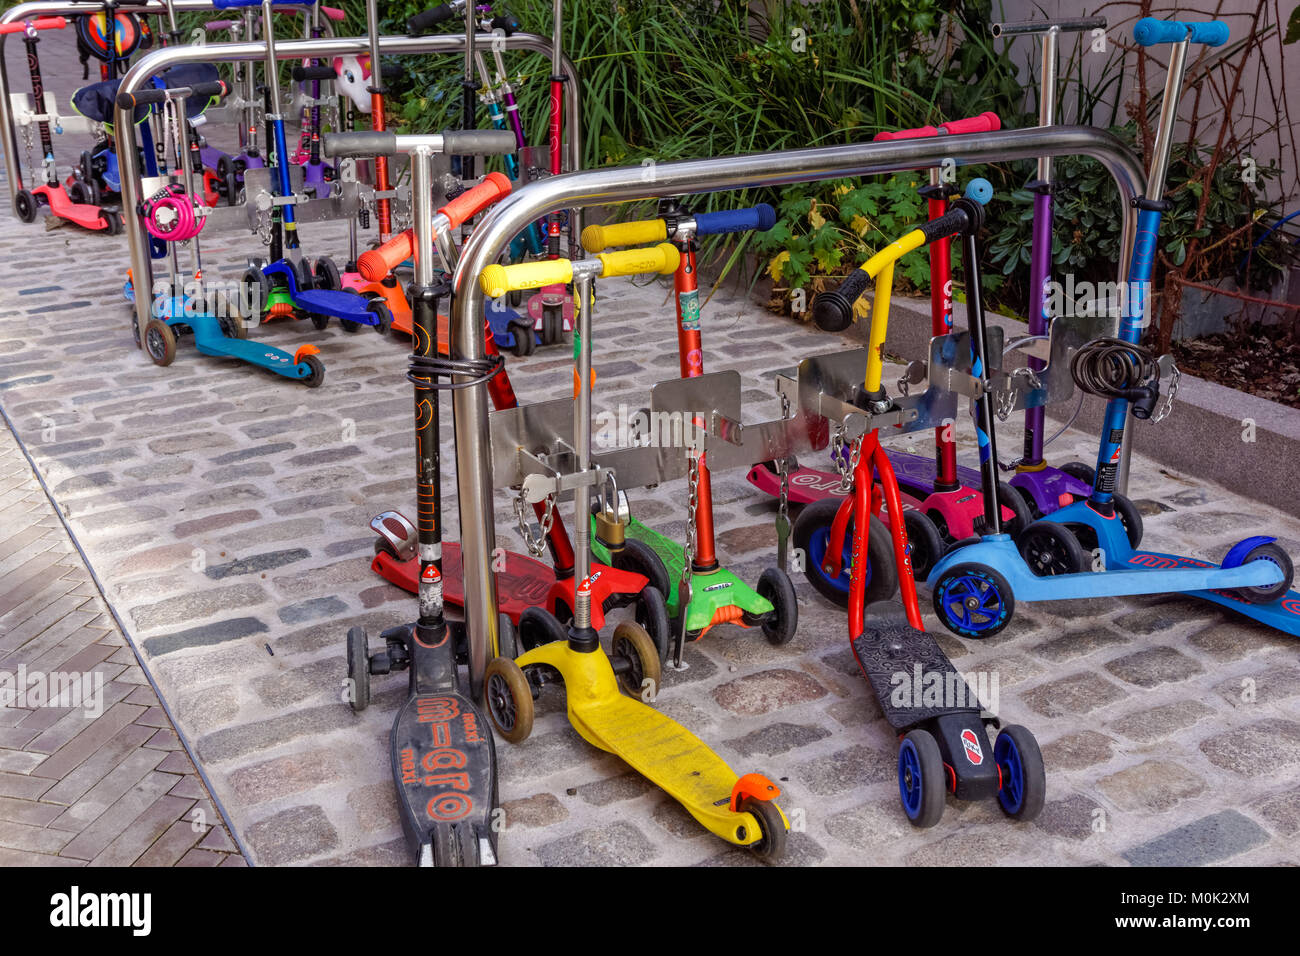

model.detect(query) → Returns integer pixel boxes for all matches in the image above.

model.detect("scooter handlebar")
[480,259,574,297]
[919,184,991,243]
[439,172,512,229]
[116,81,227,109]
[991,16,1106,37]
[874,111,1001,141]
[322,131,396,158]
[811,269,872,333]
[597,243,680,278]
[357,231,413,282]
[212,0,317,7]
[292,64,337,82]
[695,203,776,236]
[581,219,668,252]
[409,2,462,33]
[1134,17,1229,47]
[189,81,230,102]
[442,129,519,156]
[0,16,66,35]
[488,12,521,34]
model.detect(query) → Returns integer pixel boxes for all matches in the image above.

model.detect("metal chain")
[513,490,555,558]
[1151,363,1180,425]
[776,391,792,525]
[21,123,34,180]
[830,425,862,493]
[683,451,700,567]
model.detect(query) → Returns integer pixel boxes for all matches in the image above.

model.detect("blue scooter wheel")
[1231,542,1294,605]
[792,496,898,608]
[898,729,945,828]
[994,724,1045,821]
[932,562,1015,638]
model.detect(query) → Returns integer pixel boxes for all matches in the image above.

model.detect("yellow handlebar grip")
[479,259,574,297]
[597,242,680,278]
[580,219,668,253]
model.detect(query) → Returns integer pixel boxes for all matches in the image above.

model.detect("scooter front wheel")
[484,657,533,744]
[611,621,662,700]
[1231,542,1294,604]
[756,566,798,645]
[345,626,370,713]
[932,563,1015,638]
[144,319,177,367]
[994,724,1045,821]
[898,729,945,828]
[739,795,787,861]
[792,496,897,609]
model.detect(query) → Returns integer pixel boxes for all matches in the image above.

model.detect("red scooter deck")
[372,543,646,630]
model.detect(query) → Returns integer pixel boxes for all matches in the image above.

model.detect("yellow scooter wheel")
[485,656,534,744]
[611,622,661,701]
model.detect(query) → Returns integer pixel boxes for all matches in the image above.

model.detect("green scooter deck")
[591,516,773,632]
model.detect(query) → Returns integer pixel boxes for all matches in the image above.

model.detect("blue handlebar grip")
[1134,17,1228,47]
[694,203,777,236]
[964,178,993,205]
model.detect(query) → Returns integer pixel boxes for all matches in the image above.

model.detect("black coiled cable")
[406,352,505,390]
[1070,337,1164,419]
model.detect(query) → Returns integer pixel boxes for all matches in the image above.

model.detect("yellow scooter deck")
[518,640,782,846]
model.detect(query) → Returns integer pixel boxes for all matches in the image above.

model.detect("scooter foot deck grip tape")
[438,172,511,229]
[580,219,668,252]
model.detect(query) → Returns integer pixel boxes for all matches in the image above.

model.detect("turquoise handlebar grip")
[1134,18,1228,47]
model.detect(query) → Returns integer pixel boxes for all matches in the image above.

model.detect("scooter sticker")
[679,290,701,331]
[960,728,984,765]
[702,581,732,592]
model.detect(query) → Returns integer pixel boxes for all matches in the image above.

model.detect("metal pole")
[450,126,1148,696]
[116,32,581,344]
[0,1,216,199]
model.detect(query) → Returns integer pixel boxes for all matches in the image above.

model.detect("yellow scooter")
[478,244,789,859]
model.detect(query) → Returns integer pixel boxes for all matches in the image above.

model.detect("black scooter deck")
[851,602,983,732]
[390,687,497,867]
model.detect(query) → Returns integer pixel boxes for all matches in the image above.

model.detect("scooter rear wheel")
[508,319,535,356]
[484,657,533,744]
[13,189,36,223]
[995,481,1033,537]
[143,319,177,367]
[366,299,392,335]
[612,621,662,700]
[932,563,1015,638]
[756,566,798,645]
[1231,542,1294,604]
[313,256,341,291]
[298,354,325,389]
[994,724,1045,821]
[739,795,787,860]
[632,585,671,665]
[898,729,945,828]
[792,496,898,609]
[519,605,567,651]
[1061,461,1096,488]
[611,538,672,605]
[902,510,945,581]
[345,626,370,713]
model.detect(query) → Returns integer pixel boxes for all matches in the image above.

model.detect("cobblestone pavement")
[1,32,1298,865]
[0,409,244,866]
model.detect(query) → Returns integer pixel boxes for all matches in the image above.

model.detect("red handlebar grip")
[437,172,512,230]
[357,230,413,282]
[873,124,940,142]
[941,111,1002,135]
[0,16,67,34]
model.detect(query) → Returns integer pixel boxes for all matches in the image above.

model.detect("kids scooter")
[367,209,674,662]
[578,202,800,662]
[808,192,1046,827]
[341,131,499,868]
[6,16,121,232]
[117,82,325,387]
[478,249,789,860]
[989,16,1111,519]
[923,20,1299,639]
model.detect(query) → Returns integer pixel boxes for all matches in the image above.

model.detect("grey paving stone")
[1034,792,1107,840]
[198,703,356,764]
[500,792,569,828]
[1104,646,1205,688]
[244,805,339,865]
[1097,760,1206,812]
[712,668,828,716]
[141,616,269,657]
[278,596,350,625]
[1108,700,1216,743]
[228,748,342,804]
[1023,672,1126,718]
[795,744,895,796]
[723,721,831,758]
[1041,731,1118,772]
[204,548,311,580]
[1121,810,1270,866]
[1214,664,1300,708]
[534,821,658,867]
[1250,786,1300,836]
[1199,719,1300,777]
[130,584,268,633]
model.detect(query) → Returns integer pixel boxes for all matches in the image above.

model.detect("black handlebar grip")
[919,197,985,244]
[812,268,872,333]
[116,87,169,108]
[441,129,519,155]
[189,81,229,101]
[322,131,397,159]
[489,12,521,34]
[408,3,457,33]
[292,64,337,82]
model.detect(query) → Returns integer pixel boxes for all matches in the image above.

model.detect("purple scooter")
[990,16,1113,521]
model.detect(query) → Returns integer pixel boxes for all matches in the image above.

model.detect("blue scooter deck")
[1127,549,1300,637]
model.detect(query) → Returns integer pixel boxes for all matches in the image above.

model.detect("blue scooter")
[923,19,1299,639]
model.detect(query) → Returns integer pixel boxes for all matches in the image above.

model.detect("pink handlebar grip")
[873,111,1002,142]
[0,16,67,35]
